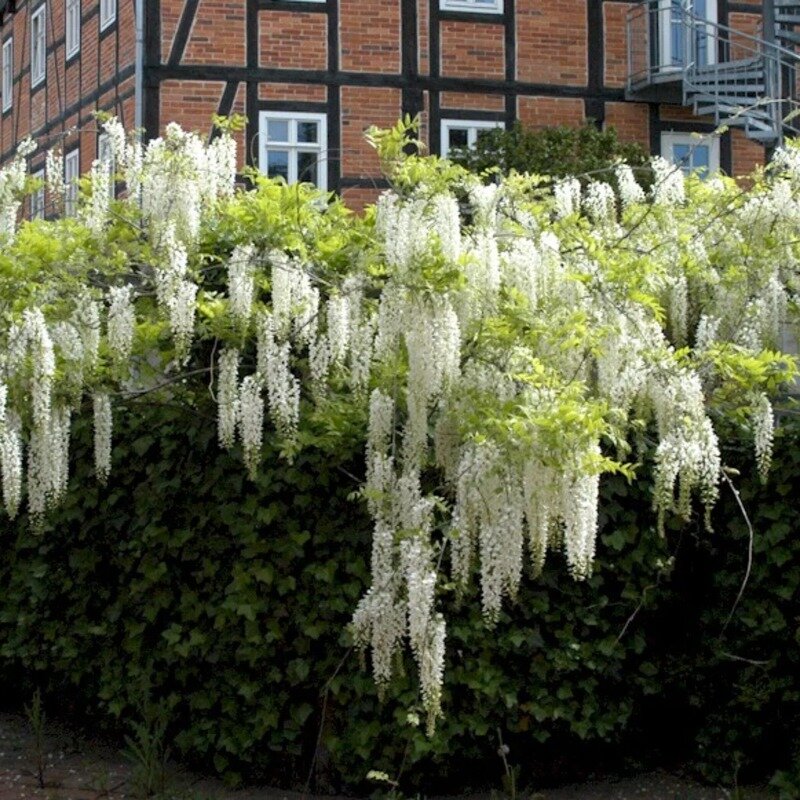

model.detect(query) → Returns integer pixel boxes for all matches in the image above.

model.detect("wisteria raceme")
[217,348,240,450]
[257,312,300,440]
[752,392,774,482]
[554,177,581,218]
[431,194,462,261]
[238,375,265,479]
[0,140,34,240]
[615,163,646,208]
[168,279,198,361]
[308,333,331,396]
[326,295,350,366]
[0,412,22,518]
[583,180,617,224]
[24,308,56,432]
[93,393,113,484]
[227,244,257,326]
[107,286,136,364]
[102,118,129,171]
[84,159,112,234]
[667,274,689,347]
[46,148,65,200]
[72,297,101,369]
[51,322,85,365]
[651,156,686,205]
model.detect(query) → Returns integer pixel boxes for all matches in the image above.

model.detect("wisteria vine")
[0,119,797,735]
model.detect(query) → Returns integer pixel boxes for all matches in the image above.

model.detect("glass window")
[259,112,328,190]
[31,5,46,88]
[31,169,45,220]
[440,119,504,158]
[66,0,80,58]
[64,149,80,217]
[100,0,116,30]
[2,38,12,113]
[440,0,502,13]
[661,132,719,177]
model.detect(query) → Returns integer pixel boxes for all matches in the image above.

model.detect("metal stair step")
[690,93,770,109]
[688,79,766,93]
[747,130,779,143]
[695,56,763,72]
[776,28,800,46]
[691,71,766,84]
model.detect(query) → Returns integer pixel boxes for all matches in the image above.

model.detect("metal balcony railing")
[627,0,800,146]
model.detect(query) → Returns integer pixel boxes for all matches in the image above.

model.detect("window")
[31,5,46,88]
[66,0,80,58]
[661,132,719,177]
[440,0,503,12]
[259,111,327,190]
[64,149,80,216]
[31,169,45,220]
[2,38,12,113]
[440,119,504,158]
[97,132,115,197]
[99,0,116,31]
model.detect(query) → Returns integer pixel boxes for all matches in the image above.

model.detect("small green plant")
[494,728,520,800]
[24,689,46,789]
[124,701,171,799]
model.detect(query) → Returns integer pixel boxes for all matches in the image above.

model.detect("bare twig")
[718,469,755,637]
[615,583,656,645]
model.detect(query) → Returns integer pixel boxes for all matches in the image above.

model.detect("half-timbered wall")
[0,0,768,211]
[0,0,136,199]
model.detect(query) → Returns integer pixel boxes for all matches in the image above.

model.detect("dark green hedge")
[1,398,798,794]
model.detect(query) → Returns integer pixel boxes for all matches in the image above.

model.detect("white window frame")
[31,169,45,219]
[661,131,720,177]
[64,148,80,217]
[258,111,328,191]
[440,0,503,13]
[99,0,116,31]
[2,37,12,113]
[66,0,80,59]
[440,118,505,158]
[97,132,115,197]
[31,5,46,88]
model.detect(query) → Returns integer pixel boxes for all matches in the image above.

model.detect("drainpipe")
[762,0,780,151]
[134,0,144,133]
[763,0,776,48]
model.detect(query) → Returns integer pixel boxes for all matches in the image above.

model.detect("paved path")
[0,712,769,800]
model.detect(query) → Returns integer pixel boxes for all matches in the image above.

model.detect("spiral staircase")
[627,0,800,146]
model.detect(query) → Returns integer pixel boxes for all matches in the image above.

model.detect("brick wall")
[517,0,587,84]
[0,0,776,210]
[605,101,649,150]
[0,0,136,167]
[260,11,326,71]
[518,96,584,129]
[440,21,504,79]
[340,0,400,73]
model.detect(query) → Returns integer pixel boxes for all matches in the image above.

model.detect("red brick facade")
[0,0,767,209]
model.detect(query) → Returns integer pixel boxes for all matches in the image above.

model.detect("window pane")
[267,120,289,143]
[266,149,289,181]
[297,121,318,144]
[297,151,319,186]
[693,145,710,172]
[672,143,690,163]
[448,128,469,149]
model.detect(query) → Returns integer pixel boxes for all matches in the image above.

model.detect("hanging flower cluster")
[0,119,797,733]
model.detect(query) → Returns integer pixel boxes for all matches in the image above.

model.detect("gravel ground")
[0,712,771,800]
